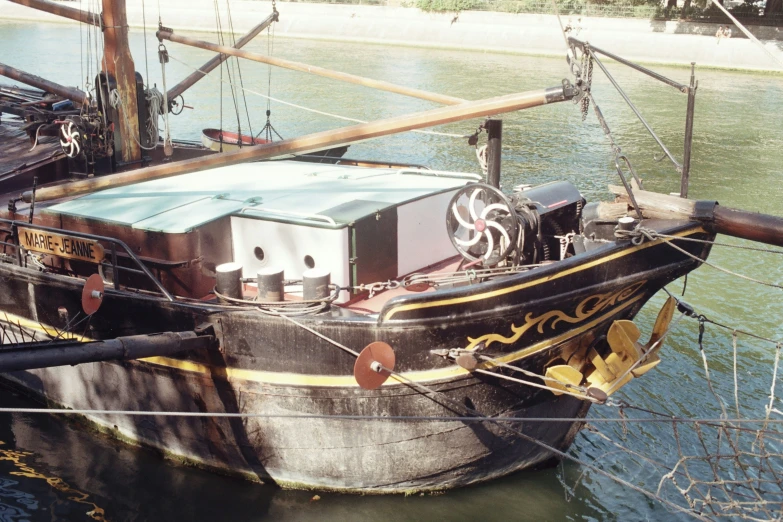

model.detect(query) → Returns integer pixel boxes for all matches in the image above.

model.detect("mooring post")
[486,119,502,188]
[680,63,697,199]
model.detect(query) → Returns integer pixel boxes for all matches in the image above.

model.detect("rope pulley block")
[354,341,395,390]
[81,274,105,316]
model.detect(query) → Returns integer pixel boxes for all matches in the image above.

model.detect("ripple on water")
[0,18,782,521]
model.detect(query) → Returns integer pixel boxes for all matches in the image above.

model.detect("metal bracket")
[562,78,579,99]
[692,200,719,222]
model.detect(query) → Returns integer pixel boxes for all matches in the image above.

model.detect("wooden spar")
[24,84,573,202]
[6,0,100,26]
[167,10,278,101]
[0,62,89,105]
[609,185,783,248]
[608,185,696,220]
[712,206,783,248]
[102,0,141,164]
[0,332,215,373]
[156,29,466,106]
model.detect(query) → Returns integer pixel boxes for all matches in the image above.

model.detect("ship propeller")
[446,183,519,267]
[59,121,82,158]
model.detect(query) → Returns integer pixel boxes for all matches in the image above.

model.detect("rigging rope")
[616,227,783,291]
[79,0,84,92]
[108,88,163,151]
[146,86,164,148]
[650,232,783,256]
[141,0,150,87]
[249,312,723,519]
[548,0,572,58]
[166,53,466,139]
[0,406,780,425]
[264,7,275,140]
[213,0,243,144]
[225,0,254,139]
[4,300,783,517]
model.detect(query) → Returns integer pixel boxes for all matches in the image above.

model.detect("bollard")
[258,267,285,302]
[617,216,637,232]
[303,268,331,300]
[216,262,243,301]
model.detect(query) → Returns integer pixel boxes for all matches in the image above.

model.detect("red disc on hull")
[354,342,396,390]
[81,274,105,315]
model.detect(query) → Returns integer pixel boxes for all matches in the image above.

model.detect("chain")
[554,232,576,260]
[351,280,402,298]
[579,49,593,121]
[349,265,542,298]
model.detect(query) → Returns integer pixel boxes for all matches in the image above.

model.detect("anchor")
[545,297,676,397]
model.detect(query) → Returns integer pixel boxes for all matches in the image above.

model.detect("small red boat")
[200,128,270,151]
[201,128,348,159]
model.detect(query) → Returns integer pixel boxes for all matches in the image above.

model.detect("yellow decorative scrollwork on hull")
[466,280,647,350]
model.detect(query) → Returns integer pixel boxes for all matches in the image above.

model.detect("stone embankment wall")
[1,0,782,72]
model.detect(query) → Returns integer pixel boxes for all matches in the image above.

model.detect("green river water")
[0,17,782,521]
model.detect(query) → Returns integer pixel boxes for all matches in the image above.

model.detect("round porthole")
[254,247,265,262]
[304,255,315,269]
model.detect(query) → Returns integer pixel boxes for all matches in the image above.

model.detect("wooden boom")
[166,10,279,101]
[6,0,100,26]
[156,29,466,106]
[0,62,89,105]
[24,84,574,203]
[610,185,783,247]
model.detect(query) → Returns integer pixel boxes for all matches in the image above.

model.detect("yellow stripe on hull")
[1,293,643,388]
[382,227,705,321]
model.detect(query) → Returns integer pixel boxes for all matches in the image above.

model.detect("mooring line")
[618,228,783,290]
[699,317,782,347]
[0,408,781,425]
[654,232,783,255]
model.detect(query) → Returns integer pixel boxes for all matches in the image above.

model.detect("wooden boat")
[200,128,349,160]
[201,127,271,150]
[1,0,782,494]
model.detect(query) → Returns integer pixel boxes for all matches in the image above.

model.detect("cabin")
[38,160,482,302]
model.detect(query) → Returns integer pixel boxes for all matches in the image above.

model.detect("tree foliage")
[765,0,782,16]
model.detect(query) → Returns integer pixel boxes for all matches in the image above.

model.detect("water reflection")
[0,17,782,521]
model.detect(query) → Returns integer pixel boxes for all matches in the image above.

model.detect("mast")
[102,0,141,164]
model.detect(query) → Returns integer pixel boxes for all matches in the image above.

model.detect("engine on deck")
[446,181,585,267]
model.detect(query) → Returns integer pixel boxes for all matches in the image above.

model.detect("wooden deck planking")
[0,120,63,179]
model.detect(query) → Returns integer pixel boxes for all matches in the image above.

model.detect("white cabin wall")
[230,217,351,301]
[396,190,459,277]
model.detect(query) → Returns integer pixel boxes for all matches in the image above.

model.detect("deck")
[0,119,66,195]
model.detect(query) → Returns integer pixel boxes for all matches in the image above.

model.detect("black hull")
[0,221,713,492]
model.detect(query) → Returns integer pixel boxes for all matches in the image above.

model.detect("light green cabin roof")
[47,160,479,233]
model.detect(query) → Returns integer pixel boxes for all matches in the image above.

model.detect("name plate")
[19,227,105,263]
